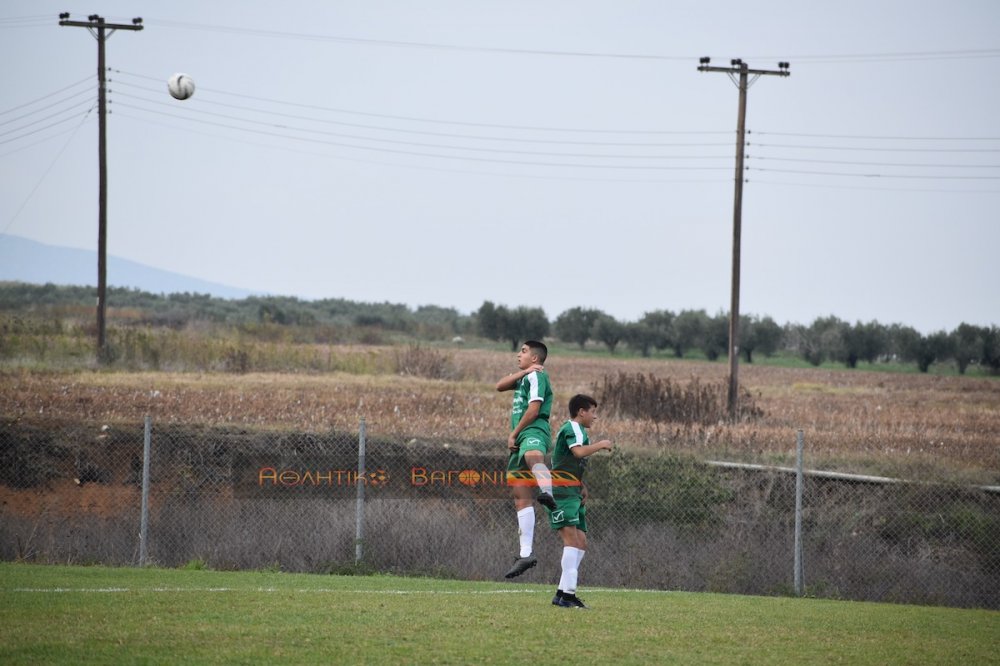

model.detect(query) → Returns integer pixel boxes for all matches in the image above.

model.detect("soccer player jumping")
[496,340,557,579]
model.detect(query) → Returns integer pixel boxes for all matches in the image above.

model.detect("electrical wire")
[112,90,733,161]
[0,98,97,140]
[759,49,1000,64]
[748,178,1000,195]
[0,15,52,21]
[141,18,1000,65]
[143,18,691,61]
[751,130,1000,141]
[111,69,730,136]
[748,142,1000,154]
[748,167,1000,180]
[113,101,732,171]
[0,76,93,116]
[748,156,1000,169]
[0,100,97,146]
[0,88,95,128]
[109,70,1000,179]
[114,109,730,186]
[1,103,96,236]
[0,16,52,29]
[111,77,732,148]
[0,125,83,159]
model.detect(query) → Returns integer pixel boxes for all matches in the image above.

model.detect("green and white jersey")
[509,370,553,432]
[552,419,588,496]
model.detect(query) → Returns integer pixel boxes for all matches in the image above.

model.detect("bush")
[596,372,762,425]
[393,345,459,380]
[587,450,733,526]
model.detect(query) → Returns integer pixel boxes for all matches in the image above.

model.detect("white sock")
[531,463,553,496]
[517,507,535,557]
[558,546,580,594]
[577,548,586,568]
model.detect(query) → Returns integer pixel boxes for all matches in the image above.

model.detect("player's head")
[569,394,597,417]
[519,340,548,367]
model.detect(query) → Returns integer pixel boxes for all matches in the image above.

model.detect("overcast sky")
[2,1,998,333]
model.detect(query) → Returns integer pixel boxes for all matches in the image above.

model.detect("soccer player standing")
[547,394,612,608]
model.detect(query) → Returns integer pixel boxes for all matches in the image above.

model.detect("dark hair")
[568,394,597,417]
[523,340,548,364]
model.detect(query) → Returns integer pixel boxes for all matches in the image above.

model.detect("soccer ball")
[167,73,195,100]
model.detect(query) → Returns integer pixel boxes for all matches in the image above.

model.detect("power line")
[144,18,691,61]
[114,109,730,186]
[111,69,728,135]
[0,88,95,127]
[111,77,731,147]
[748,166,1000,180]
[1,103,96,237]
[748,156,1000,169]
[0,16,52,29]
[0,97,97,138]
[113,101,733,171]
[141,19,1000,65]
[749,178,1000,195]
[0,104,97,146]
[750,142,1000,154]
[0,125,84,159]
[760,49,1000,64]
[0,76,93,116]
[0,15,52,22]
[112,91,733,161]
[751,130,1000,141]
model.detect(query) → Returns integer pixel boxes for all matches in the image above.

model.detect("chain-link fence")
[1,417,998,609]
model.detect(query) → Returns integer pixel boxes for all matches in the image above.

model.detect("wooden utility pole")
[698,57,789,419]
[59,13,143,361]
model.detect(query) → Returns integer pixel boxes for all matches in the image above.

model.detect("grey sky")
[2,0,998,334]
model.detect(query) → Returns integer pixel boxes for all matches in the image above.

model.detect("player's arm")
[507,400,542,450]
[495,364,544,392]
[571,439,613,458]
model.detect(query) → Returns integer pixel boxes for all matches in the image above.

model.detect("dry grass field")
[2,346,998,483]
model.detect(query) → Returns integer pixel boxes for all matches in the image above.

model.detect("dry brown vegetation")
[2,346,998,482]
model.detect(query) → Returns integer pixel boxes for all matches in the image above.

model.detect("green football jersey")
[552,419,588,496]
[509,370,553,432]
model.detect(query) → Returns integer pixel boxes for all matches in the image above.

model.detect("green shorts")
[505,426,550,472]
[546,493,587,532]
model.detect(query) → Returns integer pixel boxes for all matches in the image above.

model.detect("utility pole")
[59,13,143,361]
[698,57,789,419]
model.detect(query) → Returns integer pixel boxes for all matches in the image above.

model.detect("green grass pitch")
[1,563,997,664]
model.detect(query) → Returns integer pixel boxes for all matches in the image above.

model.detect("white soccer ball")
[167,73,195,100]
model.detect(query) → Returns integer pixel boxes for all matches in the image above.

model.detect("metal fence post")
[138,415,152,566]
[355,417,366,565]
[794,429,805,596]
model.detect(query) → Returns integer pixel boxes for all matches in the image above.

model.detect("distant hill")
[0,234,259,299]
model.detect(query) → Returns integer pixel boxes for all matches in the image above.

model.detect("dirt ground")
[2,348,998,480]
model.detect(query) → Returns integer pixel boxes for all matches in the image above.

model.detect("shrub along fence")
[1,418,998,609]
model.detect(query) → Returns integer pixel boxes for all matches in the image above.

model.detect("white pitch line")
[5,587,541,594]
[5,586,668,595]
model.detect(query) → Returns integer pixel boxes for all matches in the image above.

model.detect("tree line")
[476,302,999,375]
[0,283,996,375]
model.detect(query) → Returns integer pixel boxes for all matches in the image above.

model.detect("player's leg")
[553,526,582,607]
[561,505,589,607]
[522,447,556,510]
[576,505,588,567]
[551,497,588,608]
[504,451,537,579]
